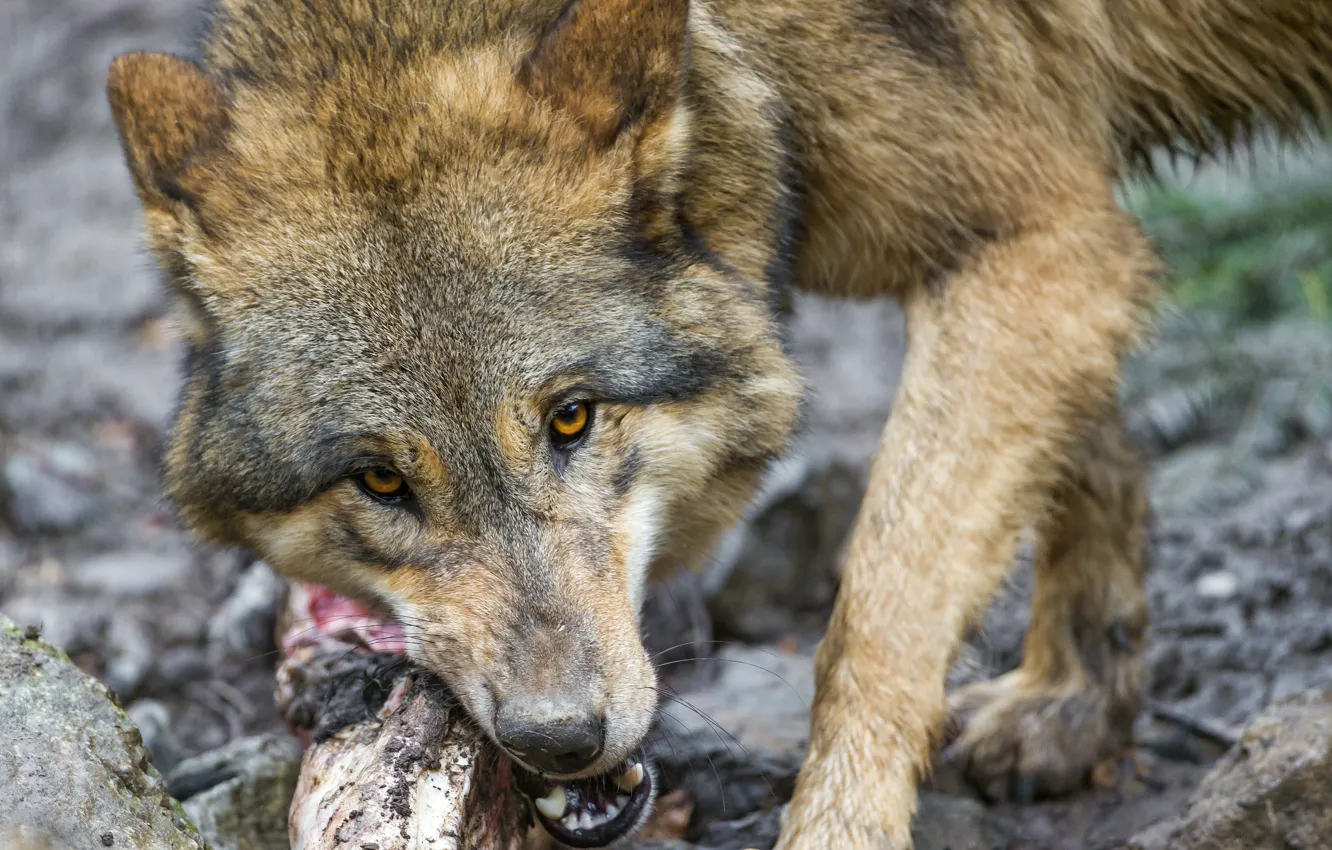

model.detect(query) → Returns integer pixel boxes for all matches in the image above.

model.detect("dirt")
[3,1,1332,848]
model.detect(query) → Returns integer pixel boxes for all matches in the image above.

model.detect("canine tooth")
[615,762,645,792]
[604,803,621,821]
[535,785,567,819]
[615,793,630,808]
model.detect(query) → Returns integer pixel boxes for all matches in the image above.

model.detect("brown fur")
[106,0,1331,846]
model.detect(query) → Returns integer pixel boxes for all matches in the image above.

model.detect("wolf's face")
[108,0,799,842]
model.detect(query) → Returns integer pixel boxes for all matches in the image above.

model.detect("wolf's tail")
[1106,0,1332,164]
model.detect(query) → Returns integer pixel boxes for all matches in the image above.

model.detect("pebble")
[2,448,97,534]
[1195,570,1239,601]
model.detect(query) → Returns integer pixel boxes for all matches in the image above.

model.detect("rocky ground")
[4,1,1332,849]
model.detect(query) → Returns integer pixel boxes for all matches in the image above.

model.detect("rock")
[2,591,108,664]
[1131,688,1332,849]
[695,806,783,849]
[0,615,205,849]
[168,733,304,850]
[148,645,210,692]
[702,295,906,644]
[641,570,716,692]
[911,792,1016,850]
[2,445,97,534]
[128,698,190,777]
[707,461,862,641]
[0,533,20,597]
[103,614,155,698]
[206,561,283,664]
[647,646,814,826]
[70,550,189,596]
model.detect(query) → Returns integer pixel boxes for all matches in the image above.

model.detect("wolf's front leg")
[774,194,1157,849]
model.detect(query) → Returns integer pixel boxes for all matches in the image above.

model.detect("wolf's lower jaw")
[513,754,655,847]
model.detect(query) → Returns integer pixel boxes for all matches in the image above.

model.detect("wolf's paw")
[774,755,916,850]
[943,670,1131,803]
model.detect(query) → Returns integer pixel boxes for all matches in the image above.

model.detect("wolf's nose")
[495,695,604,775]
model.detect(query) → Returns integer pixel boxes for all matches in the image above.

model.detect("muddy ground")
[3,2,1332,848]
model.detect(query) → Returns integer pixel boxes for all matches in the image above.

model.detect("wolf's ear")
[520,0,689,144]
[106,53,228,216]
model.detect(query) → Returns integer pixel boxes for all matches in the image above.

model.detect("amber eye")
[358,467,411,502]
[549,401,592,448]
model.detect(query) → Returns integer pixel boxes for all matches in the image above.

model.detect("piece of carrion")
[274,581,529,850]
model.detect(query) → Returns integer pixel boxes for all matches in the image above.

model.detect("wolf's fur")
[107,0,1331,846]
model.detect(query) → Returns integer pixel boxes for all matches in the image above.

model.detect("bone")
[274,579,529,850]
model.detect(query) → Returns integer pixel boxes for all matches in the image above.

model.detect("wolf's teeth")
[579,811,595,831]
[561,813,580,831]
[616,793,630,808]
[615,762,645,792]
[604,803,621,821]
[534,785,567,819]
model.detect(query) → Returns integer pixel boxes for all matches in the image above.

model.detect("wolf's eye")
[358,467,411,502]
[550,401,592,449]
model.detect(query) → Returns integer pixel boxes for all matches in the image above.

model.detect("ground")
[2,1,1332,848]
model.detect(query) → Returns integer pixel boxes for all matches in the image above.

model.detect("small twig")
[1149,700,1240,749]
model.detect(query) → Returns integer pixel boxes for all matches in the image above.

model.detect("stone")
[640,570,716,693]
[695,806,783,850]
[911,792,1016,850]
[647,646,814,826]
[2,446,97,534]
[128,698,190,777]
[706,461,861,642]
[169,733,305,850]
[103,614,155,698]
[0,615,205,849]
[1131,688,1332,849]
[70,550,189,596]
[206,561,283,665]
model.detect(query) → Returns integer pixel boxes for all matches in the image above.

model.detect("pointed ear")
[519,0,689,144]
[106,52,228,213]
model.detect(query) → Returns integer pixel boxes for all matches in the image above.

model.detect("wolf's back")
[1103,0,1332,164]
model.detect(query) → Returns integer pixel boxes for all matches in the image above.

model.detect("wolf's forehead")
[247,240,710,410]
[216,44,636,235]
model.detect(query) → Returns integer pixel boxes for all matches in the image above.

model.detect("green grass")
[1123,171,1332,327]
[1116,158,1332,466]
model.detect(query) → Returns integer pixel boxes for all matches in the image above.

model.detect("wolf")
[106,0,1331,846]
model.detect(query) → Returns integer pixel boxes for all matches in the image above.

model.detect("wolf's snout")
[495,694,604,775]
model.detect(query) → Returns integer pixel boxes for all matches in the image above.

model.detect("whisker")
[652,656,807,704]
[654,700,726,808]
[654,683,780,806]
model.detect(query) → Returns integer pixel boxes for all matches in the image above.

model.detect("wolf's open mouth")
[291,584,655,845]
[513,752,654,847]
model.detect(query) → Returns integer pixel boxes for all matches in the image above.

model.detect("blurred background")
[2,2,1331,849]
